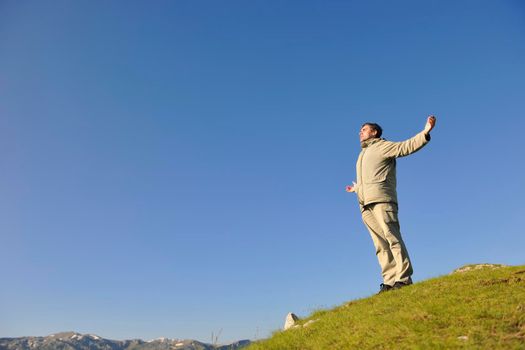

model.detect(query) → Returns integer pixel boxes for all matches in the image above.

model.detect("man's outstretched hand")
[424,115,437,135]
[345,181,357,193]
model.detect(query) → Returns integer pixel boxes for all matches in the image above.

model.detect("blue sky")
[1,0,524,344]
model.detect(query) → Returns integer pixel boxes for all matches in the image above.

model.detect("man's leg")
[371,203,413,284]
[361,205,397,286]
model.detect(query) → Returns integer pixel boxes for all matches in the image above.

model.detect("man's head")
[359,123,383,142]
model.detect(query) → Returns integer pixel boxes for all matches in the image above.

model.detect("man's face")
[359,124,377,142]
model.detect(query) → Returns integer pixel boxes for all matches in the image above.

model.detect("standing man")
[346,116,436,293]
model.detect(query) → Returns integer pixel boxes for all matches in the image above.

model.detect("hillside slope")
[247,264,525,349]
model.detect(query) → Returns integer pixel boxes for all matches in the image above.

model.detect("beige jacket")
[356,131,430,209]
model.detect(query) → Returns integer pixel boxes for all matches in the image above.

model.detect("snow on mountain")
[0,332,251,350]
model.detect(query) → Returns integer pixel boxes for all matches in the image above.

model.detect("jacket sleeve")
[379,131,430,158]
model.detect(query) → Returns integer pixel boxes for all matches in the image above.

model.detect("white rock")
[452,264,507,274]
[283,312,300,330]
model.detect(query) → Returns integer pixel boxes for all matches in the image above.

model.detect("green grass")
[247,265,525,349]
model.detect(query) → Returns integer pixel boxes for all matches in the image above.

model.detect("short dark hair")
[362,122,383,138]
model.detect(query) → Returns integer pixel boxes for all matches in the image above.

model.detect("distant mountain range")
[0,332,251,350]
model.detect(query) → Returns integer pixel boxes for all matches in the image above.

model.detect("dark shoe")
[392,280,412,290]
[378,283,392,294]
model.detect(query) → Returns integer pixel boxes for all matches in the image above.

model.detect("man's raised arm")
[380,115,436,158]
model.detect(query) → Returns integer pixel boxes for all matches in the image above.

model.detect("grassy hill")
[247,264,525,349]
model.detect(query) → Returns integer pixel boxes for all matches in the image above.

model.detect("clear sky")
[1,0,524,344]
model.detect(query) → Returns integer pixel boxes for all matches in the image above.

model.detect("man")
[346,116,436,293]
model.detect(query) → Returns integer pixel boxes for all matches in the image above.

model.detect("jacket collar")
[361,137,382,149]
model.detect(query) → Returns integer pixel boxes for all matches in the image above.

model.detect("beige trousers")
[361,202,413,286]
